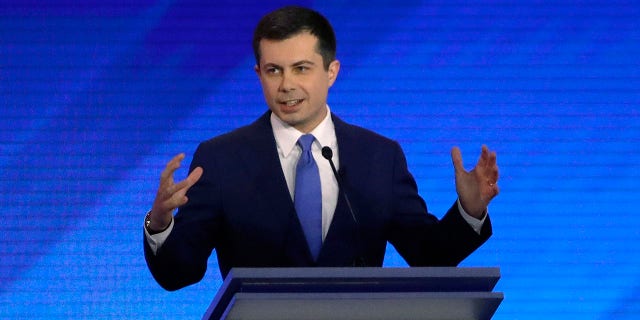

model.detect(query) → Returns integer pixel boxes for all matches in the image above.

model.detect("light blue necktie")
[294,134,322,260]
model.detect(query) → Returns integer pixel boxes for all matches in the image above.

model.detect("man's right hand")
[148,153,203,232]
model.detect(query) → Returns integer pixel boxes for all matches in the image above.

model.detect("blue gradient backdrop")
[1,0,639,318]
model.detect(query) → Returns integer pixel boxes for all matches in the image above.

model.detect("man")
[144,6,499,291]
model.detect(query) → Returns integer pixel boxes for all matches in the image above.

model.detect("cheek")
[260,81,277,98]
[309,82,329,99]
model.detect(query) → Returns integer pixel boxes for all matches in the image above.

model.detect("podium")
[203,267,503,320]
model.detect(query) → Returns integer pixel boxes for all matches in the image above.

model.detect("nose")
[278,71,295,92]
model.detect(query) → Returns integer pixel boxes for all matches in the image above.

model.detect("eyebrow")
[263,60,316,69]
[291,60,315,67]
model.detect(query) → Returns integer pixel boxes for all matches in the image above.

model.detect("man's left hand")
[451,145,500,219]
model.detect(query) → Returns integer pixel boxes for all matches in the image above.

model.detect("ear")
[254,64,260,76]
[327,60,340,87]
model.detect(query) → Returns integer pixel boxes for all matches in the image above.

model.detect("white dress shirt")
[270,107,340,240]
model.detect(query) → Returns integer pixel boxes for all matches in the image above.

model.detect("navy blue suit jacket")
[145,111,492,291]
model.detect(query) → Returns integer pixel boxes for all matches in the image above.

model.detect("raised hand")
[148,153,203,232]
[451,145,499,219]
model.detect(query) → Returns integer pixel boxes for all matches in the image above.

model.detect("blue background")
[1,0,639,318]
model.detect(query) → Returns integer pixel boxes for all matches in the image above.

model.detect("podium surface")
[203,267,503,320]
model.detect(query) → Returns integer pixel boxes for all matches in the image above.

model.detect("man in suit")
[144,6,499,291]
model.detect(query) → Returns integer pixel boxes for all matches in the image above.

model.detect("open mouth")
[280,99,304,108]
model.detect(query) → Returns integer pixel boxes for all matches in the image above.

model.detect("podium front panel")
[223,292,504,320]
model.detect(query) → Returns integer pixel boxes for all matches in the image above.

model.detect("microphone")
[321,147,357,224]
[321,146,365,266]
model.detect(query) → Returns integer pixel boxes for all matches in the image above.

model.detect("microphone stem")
[327,160,358,224]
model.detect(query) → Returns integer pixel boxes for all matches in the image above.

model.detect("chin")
[273,112,298,125]
[284,117,304,128]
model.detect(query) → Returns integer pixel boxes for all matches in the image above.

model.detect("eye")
[265,67,281,75]
[295,65,309,73]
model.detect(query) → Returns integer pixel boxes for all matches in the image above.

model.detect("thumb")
[451,146,465,174]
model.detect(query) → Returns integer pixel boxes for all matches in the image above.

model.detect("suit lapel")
[238,112,315,264]
[237,112,293,212]
[317,114,361,265]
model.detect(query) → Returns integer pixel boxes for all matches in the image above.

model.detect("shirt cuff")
[457,199,486,234]
[144,217,174,255]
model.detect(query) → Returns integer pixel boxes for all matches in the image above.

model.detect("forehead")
[258,32,322,65]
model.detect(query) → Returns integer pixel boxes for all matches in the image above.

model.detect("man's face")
[255,31,340,133]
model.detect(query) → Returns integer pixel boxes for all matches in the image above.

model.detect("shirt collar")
[271,106,336,159]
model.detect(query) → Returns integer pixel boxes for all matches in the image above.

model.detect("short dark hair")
[252,6,337,70]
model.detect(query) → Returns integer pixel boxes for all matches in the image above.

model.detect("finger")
[487,148,499,183]
[155,154,187,200]
[172,167,203,195]
[159,172,195,206]
[174,194,190,207]
[477,145,497,175]
[488,148,497,164]
[159,154,187,193]
[473,146,499,204]
[488,184,500,201]
[186,166,203,188]
[482,145,497,166]
[155,195,188,215]
[478,144,490,166]
[451,146,465,174]
[160,153,186,182]
[492,160,499,183]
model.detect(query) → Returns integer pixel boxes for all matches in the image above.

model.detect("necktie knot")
[297,134,315,165]
[297,134,315,151]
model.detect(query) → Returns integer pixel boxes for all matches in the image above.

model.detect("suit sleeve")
[386,142,492,266]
